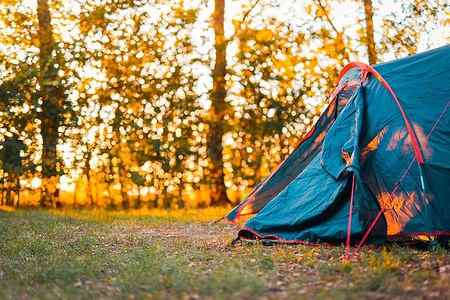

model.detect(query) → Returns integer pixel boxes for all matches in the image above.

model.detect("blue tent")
[227,45,450,248]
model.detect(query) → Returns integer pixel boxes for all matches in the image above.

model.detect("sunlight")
[30,176,41,189]
[0,0,448,209]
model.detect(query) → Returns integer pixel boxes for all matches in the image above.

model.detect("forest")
[0,0,447,209]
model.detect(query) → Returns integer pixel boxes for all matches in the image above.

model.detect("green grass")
[0,210,449,299]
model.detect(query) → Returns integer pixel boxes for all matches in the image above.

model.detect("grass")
[0,209,449,299]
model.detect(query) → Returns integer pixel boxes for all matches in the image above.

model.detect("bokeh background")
[0,0,448,208]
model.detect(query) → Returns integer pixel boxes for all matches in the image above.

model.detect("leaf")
[255,29,273,43]
[130,171,145,186]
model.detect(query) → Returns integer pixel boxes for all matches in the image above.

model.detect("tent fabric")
[227,45,450,244]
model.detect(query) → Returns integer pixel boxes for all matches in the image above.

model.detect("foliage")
[0,0,447,208]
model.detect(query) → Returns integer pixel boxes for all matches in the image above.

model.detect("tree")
[362,0,377,64]
[379,1,443,58]
[69,0,202,208]
[37,0,63,207]
[0,0,447,209]
[0,134,25,207]
[208,0,231,206]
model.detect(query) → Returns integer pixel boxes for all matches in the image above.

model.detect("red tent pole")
[356,208,384,250]
[345,174,356,259]
[336,62,425,167]
[357,100,450,249]
[337,61,428,254]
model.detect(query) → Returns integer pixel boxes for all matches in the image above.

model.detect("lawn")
[0,209,449,300]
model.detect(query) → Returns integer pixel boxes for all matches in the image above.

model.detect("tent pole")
[345,175,356,259]
[337,62,426,167]
[356,208,385,250]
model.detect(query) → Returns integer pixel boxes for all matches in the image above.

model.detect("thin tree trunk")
[86,171,94,207]
[118,161,129,209]
[5,175,13,206]
[15,176,20,208]
[73,183,77,208]
[148,178,158,208]
[363,0,377,64]
[84,150,94,207]
[106,152,116,209]
[208,0,231,206]
[0,175,4,206]
[37,0,61,207]
[135,185,142,209]
[254,96,267,184]
[177,179,185,209]
[162,184,171,209]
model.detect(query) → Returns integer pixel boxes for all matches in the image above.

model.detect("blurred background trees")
[0,0,448,208]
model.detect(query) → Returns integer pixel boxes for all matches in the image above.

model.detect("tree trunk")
[1,175,4,206]
[15,176,20,208]
[135,185,142,209]
[208,0,231,206]
[106,151,116,209]
[162,185,170,209]
[84,150,94,207]
[118,161,129,209]
[37,0,61,207]
[86,171,94,207]
[5,175,13,206]
[73,183,77,208]
[363,0,377,64]
[177,179,185,209]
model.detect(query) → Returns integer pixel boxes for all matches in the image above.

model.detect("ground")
[0,209,449,300]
